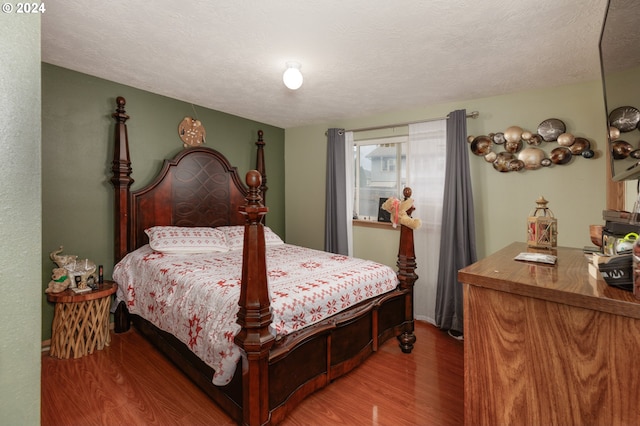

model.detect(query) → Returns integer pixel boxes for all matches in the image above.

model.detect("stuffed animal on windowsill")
[45,267,72,294]
[381,197,422,230]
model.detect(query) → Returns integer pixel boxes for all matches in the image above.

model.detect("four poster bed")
[109,96,418,425]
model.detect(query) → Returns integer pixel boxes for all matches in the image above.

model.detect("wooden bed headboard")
[110,96,267,262]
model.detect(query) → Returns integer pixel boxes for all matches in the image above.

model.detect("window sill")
[353,219,399,230]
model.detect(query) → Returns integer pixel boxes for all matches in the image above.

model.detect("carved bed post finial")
[255,130,268,204]
[235,170,274,426]
[110,96,134,264]
[397,186,417,353]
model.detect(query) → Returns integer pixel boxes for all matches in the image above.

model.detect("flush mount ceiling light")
[282,61,303,90]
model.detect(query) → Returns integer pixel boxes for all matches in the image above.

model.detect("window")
[382,155,396,172]
[353,136,407,220]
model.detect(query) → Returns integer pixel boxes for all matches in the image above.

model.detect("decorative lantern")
[527,196,557,249]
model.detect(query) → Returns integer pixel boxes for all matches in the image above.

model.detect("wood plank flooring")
[41,321,463,425]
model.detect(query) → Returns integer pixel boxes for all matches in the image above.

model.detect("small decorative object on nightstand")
[46,281,117,359]
[527,196,558,249]
[49,246,97,290]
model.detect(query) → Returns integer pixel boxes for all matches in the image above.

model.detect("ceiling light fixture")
[283,61,303,90]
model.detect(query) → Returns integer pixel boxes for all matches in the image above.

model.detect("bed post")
[396,187,417,353]
[255,130,268,204]
[110,96,133,333]
[110,96,133,263]
[234,170,274,426]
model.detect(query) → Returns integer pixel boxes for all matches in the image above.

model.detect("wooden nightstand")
[46,281,117,359]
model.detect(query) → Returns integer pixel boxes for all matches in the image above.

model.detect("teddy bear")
[381,196,422,230]
[45,268,72,294]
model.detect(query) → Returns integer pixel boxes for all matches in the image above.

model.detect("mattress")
[113,243,398,385]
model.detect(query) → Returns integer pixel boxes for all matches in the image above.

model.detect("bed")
[110,96,418,425]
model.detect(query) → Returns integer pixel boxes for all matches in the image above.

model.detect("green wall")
[285,78,609,264]
[0,14,42,425]
[41,64,285,341]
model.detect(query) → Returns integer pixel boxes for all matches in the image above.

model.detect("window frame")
[353,135,408,222]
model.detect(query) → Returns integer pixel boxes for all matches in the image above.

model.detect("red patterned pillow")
[145,226,228,253]
[219,225,284,251]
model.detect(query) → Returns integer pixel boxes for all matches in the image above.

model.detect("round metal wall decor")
[550,147,572,164]
[467,118,594,173]
[527,134,543,146]
[504,140,522,153]
[493,152,515,172]
[504,126,523,143]
[608,106,640,133]
[509,159,525,171]
[484,151,497,163]
[537,118,566,142]
[492,132,506,145]
[470,136,493,155]
[612,140,633,159]
[557,133,575,147]
[568,137,590,155]
[606,105,640,171]
[519,147,545,170]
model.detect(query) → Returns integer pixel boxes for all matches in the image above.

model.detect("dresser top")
[458,242,640,319]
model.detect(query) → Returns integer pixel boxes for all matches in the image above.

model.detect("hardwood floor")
[41,321,463,425]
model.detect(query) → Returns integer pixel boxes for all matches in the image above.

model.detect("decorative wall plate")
[527,134,543,146]
[493,152,515,172]
[492,132,506,145]
[519,147,545,170]
[608,106,640,132]
[178,117,206,147]
[568,137,590,155]
[484,151,497,163]
[537,118,566,142]
[504,140,522,153]
[550,147,572,164]
[509,159,525,171]
[471,136,492,155]
[612,140,633,159]
[556,133,576,147]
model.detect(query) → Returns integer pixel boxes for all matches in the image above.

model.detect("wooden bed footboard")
[121,283,414,425]
[110,96,417,425]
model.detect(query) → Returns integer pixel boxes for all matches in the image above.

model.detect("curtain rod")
[340,110,479,134]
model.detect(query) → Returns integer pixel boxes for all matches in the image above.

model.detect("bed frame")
[110,96,418,425]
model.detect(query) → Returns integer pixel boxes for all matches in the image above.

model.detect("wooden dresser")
[458,242,640,425]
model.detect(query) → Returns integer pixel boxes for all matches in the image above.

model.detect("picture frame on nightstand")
[378,197,391,222]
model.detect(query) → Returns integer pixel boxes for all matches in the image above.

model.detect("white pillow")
[219,225,284,251]
[145,226,228,253]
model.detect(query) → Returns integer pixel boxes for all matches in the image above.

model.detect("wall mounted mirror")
[599,0,640,186]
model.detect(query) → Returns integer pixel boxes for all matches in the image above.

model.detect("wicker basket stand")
[47,281,117,359]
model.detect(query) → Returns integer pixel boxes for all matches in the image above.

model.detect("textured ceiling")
[42,0,612,129]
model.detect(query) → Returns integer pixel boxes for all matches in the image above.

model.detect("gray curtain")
[435,110,477,334]
[324,128,348,255]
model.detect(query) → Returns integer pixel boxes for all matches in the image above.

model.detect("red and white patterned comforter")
[113,244,398,385]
